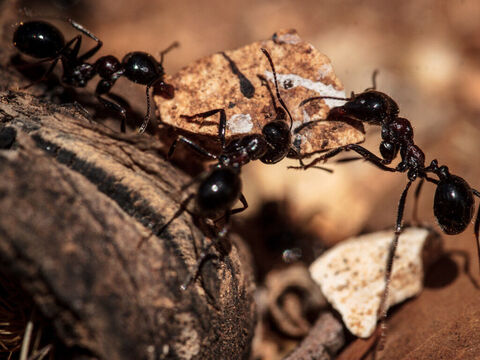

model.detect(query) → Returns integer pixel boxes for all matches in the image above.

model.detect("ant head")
[196,167,241,219]
[260,121,291,164]
[434,173,474,235]
[13,21,65,59]
[379,141,399,162]
[343,90,399,125]
[122,52,163,85]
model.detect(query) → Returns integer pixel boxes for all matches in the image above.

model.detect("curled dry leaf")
[265,264,326,337]
[155,29,365,156]
[309,227,443,338]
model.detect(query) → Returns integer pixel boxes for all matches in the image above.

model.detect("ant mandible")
[289,73,480,345]
[156,48,308,290]
[13,19,177,133]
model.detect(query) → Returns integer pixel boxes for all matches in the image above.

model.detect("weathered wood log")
[0,89,255,359]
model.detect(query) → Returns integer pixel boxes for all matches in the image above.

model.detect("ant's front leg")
[168,135,218,160]
[95,79,127,132]
[289,144,396,173]
[181,109,227,150]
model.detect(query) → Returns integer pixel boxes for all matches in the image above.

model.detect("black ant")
[289,74,480,346]
[157,48,316,290]
[12,19,177,133]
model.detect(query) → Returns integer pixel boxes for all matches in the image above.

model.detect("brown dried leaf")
[155,29,364,156]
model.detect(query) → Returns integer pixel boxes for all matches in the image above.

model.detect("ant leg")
[213,194,248,226]
[293,119,325,134]
[288,144,395,172]
[180,216,230,291]
[180,234,221,291]
[159,41,180,64]
[20,57,60,90]
[168,136,218,160]
[181,109,227,149]
[67,19,103,61]
[377,179,413,350]
[230,194,248,215]
[137,194,195,250]
[95,80,127,132]
[412,178,425,225]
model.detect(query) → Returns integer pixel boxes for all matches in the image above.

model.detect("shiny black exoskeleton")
[13,20,176,133]
[291,75,480,343]
[170,48,297,171]
[433,163,476,235]
[14,20,100,88]
[163,49,299,290]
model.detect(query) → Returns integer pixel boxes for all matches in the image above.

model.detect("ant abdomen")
[196,167,242,219]
[122,52,163,85]
[260,121,291,164]
[13,21,65,59]
[434,174,475,235]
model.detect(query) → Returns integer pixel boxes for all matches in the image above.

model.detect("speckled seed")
[309,227,442,338]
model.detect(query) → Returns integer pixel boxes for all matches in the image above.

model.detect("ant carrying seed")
[150,48,314,290]
[12,19,177,133]
[289,72,480,347]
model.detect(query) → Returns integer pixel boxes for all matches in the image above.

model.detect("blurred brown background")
[7,0,480,358]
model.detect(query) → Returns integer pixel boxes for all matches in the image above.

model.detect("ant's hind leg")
[377,179,413,351]
[20,57,59,90]
[180,215,231,291]
[67,19,103,61]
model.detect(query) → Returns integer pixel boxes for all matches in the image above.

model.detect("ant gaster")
[13,19,176,133]
[158,48,301,290]
[290,73,480,347]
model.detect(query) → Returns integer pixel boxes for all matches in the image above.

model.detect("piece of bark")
[282,312,344,360]
[154,29,365,156]
[0,89,255,360]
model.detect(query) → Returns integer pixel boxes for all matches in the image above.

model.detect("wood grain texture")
[0,89,255,360]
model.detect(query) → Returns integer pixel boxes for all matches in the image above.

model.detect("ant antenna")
[365,69,379,91]
[159,41,180,65]
[139,84,153,134]
[261,48,294,130]
[299,95,350,108]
